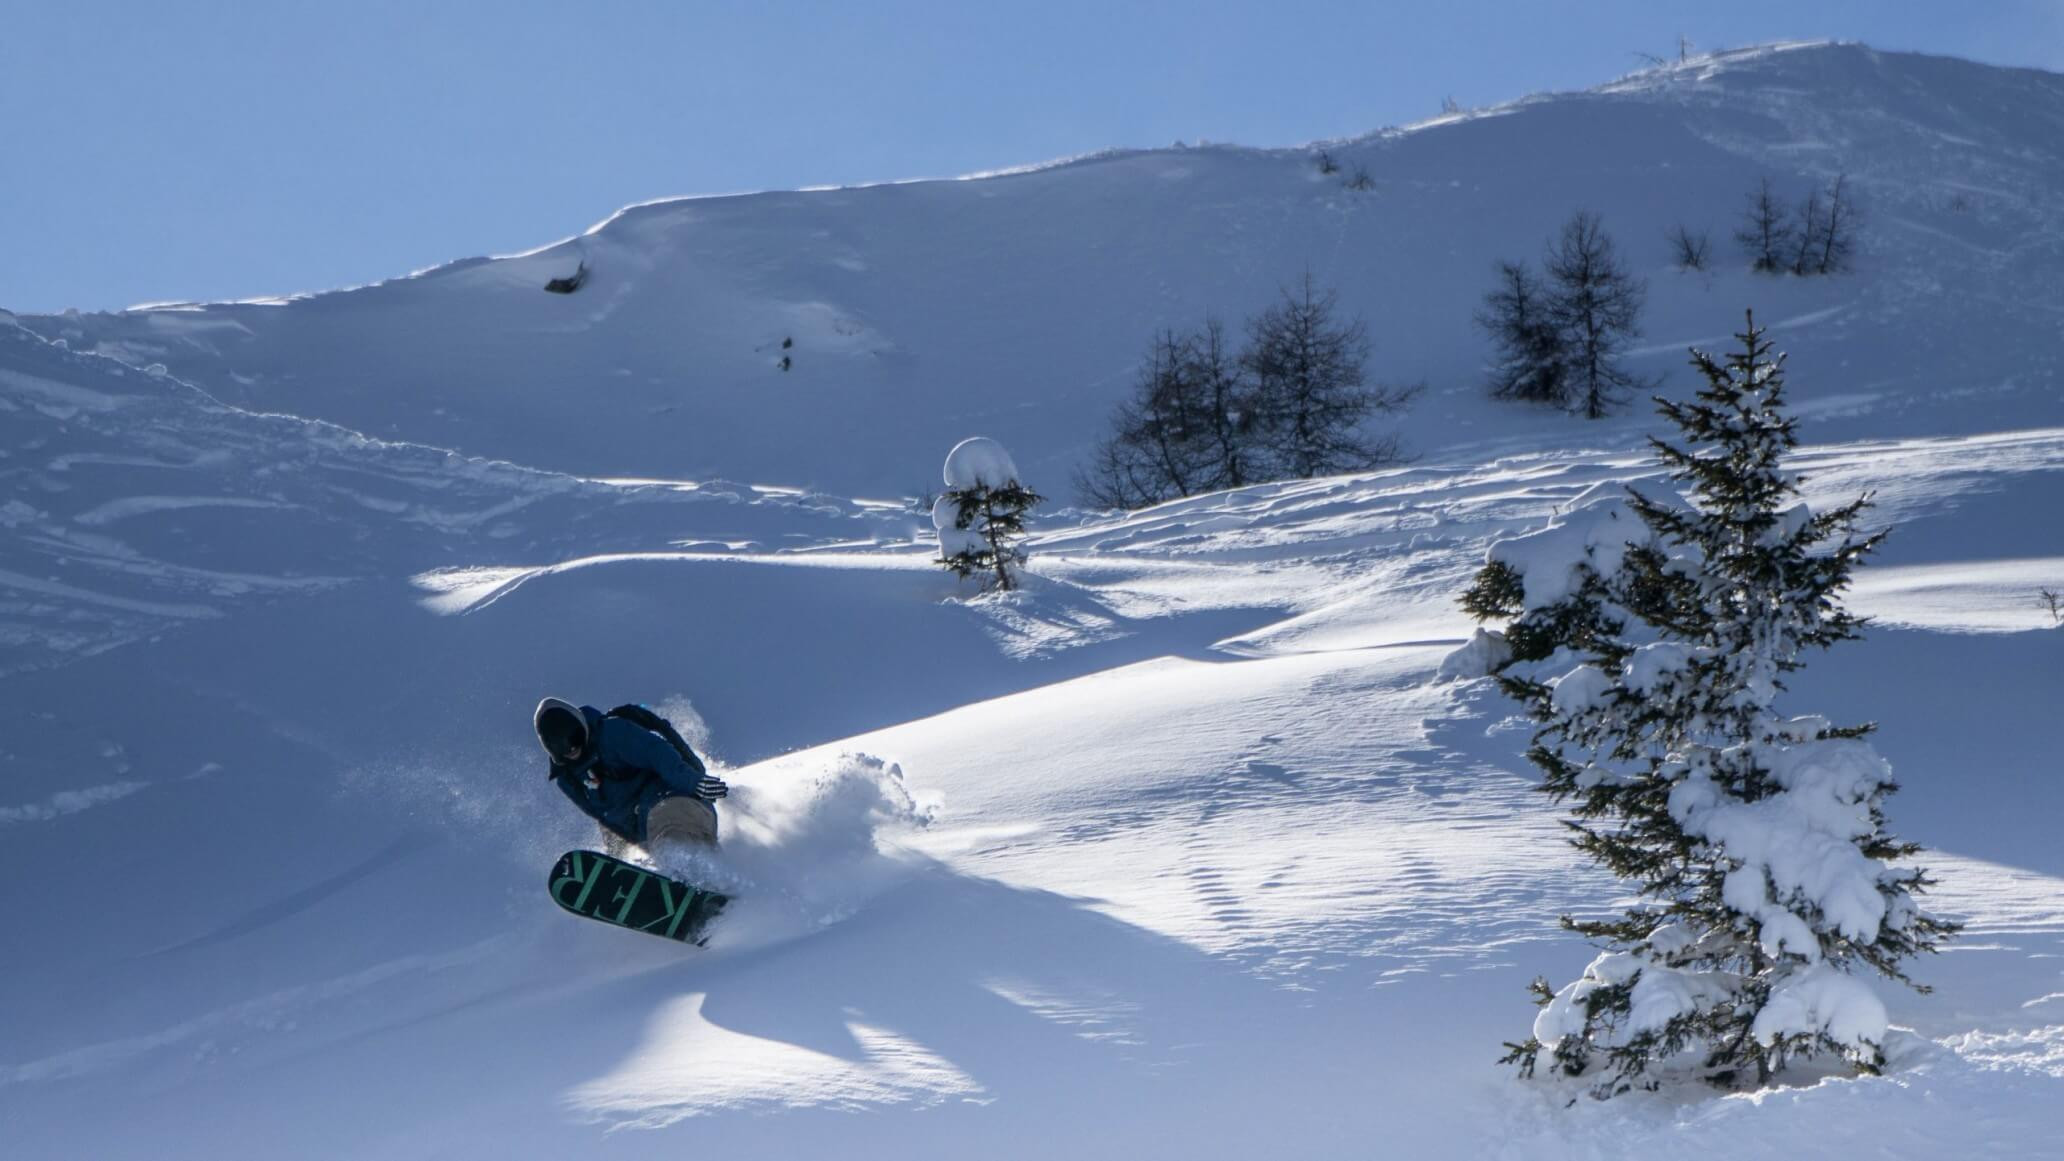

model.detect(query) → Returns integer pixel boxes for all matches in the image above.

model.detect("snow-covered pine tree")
[1458,481,1664,669]
[1498,313,1957,1097]
[935,436,1041,592]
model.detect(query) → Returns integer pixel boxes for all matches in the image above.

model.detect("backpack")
[604,704,708,780]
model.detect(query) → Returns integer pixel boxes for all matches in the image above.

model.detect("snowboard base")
[548,849,728,944]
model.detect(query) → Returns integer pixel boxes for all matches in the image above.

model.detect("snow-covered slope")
[4,403,2058,1157]
[3,41,2062,1161]
[0,318,918,674]
[19,43,2064,495]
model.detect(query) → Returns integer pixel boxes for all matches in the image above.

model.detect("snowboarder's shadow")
[560,857,1346,1131]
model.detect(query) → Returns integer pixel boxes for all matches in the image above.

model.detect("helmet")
[534,697,589,763]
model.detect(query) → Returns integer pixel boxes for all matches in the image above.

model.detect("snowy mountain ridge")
[20,41,2064,496]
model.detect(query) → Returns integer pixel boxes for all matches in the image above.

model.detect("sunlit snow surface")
[3,40,2063,1161]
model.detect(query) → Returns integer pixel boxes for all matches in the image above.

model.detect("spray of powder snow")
[341,737,601,869]
[644,752,936,947]
[341,697,935,943]
[646,695,715,759]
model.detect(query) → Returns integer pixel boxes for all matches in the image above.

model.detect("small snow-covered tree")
[935,436,1041,592]
[1490,314,1956,1097]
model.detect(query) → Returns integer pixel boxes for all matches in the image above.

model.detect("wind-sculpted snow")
[0,320,909,672]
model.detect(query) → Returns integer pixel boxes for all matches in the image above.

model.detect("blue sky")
[5,1,2059,313]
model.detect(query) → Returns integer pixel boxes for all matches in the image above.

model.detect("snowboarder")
[534,698,728,851]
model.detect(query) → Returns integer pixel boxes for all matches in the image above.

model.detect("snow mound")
[932,492,978,558]
[1436,626,1511,681]
[942,436,1021,490]
[1752,963,1890,1055]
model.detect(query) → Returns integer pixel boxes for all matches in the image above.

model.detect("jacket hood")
[534,697,591,769]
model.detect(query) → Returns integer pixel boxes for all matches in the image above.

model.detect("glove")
[693,773,729,801]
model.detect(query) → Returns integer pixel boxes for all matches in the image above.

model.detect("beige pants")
[644,795,719,849]
[600,796,720,858]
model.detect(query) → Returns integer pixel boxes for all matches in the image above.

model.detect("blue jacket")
[548,705,707,844]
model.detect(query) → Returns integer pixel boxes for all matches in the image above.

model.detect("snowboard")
[547,849,728,945]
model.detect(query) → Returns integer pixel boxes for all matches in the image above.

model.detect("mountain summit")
[21,42,2064,494]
